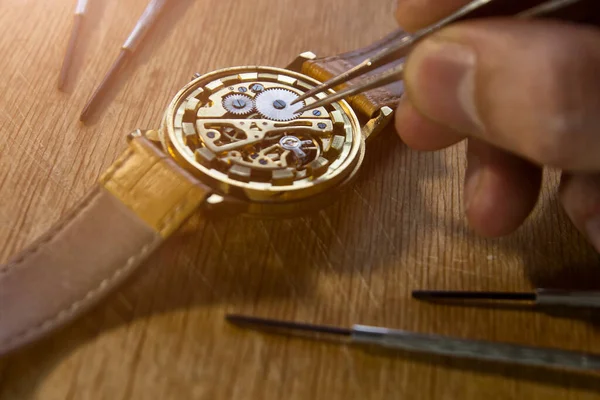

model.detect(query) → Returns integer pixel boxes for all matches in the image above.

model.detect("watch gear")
[221,132,320,173]
[222,93,255,115]
[254,88,305,121]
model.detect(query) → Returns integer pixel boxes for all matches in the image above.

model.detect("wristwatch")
[0,29,405,356]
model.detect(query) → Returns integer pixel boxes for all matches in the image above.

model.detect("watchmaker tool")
[79,0,169,121]
[413,289,600,308]
[58,0,90,90]
[292,0,599,114]
[226,314,600,372]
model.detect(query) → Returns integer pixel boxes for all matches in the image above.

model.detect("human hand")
[394,0,600,253]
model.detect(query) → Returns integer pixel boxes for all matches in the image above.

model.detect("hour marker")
[308,157,329,177]
[330,135,345,154]
[228,165,252,182]
[195,148,216,166]
[272,169,294,186]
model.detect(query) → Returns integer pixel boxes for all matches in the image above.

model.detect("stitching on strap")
[0,141,206,352]
[0,188,102,277]
[0,239,160,350]
[0,149,135,278]
[0,144,166,351]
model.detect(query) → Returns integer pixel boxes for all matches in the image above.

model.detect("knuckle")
[532,114,581,168]
[522,50,590,168]
[482,27,600,169]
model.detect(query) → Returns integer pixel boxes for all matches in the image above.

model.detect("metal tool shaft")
[352,325,600,371]
[535,289,600,308]
[298,64,404,113]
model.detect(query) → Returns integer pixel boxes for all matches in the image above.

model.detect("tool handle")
[456,0,565,19]
[351,325,600,371]
[123,0,169,51]
[518,0,600,24]
[536,289,600,308]
[421,0,598,41]
[75,0,89,15]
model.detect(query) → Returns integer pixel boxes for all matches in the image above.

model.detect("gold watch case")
[143,52,393,218]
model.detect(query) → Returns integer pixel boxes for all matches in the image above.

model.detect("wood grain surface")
[1,0,600,399]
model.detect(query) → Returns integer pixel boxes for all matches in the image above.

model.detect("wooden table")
[1,0,600,398]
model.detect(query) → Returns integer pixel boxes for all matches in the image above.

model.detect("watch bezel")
[159,65,365,208]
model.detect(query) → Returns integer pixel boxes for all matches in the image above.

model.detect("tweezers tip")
[296,105,314,114]
[292,88,323,105]
[290,94,308,105]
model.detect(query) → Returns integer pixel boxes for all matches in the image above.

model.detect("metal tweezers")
[293,0,599,113]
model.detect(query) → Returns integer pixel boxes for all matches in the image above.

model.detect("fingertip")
[464,140,542,237]
[558,173,600,253]
[394,95,465,151]
[405,19,600,170]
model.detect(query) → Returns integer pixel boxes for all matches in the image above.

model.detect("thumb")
[402,19,600,171]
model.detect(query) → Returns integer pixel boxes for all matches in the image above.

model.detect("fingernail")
[585,215,600,253]
[405,38,484,134]
[464,151,482,212]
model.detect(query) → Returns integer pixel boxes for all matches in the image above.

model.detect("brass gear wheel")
[254,88,305,121]
[222,93,255,115]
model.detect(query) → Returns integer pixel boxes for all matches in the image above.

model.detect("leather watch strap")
[0,133,211,355]
[301,29,407,119]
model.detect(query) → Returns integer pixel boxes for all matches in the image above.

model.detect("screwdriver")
[412,288,600,308]
[226,314,600,372]
[79,0,169,122]
[58,0,90,90]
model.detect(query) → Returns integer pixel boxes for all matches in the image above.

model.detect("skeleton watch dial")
[160,66,363,203]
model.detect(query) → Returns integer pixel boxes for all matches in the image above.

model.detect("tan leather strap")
[0,134,211,356]
[301,29,407,119]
